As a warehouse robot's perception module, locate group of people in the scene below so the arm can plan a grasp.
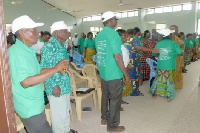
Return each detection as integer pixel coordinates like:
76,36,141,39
7,11,200,133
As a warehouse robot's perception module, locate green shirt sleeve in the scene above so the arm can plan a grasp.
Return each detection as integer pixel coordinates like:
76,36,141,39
110,32,122,54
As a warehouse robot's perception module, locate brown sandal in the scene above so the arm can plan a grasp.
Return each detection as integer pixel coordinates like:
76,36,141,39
69,129,78,133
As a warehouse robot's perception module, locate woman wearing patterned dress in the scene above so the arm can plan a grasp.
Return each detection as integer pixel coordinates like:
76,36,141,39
141,30,156,80
149,29,183,102
124,29,160,96
184,34,194,64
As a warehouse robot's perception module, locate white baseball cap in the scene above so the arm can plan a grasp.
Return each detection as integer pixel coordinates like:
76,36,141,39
51,21,73,33
102,11,118,22
158,29,175,37
12,15,44,34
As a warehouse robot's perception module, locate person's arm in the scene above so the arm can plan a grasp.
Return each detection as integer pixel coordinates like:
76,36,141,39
114,54,130,84
136,46,160,53
21,59,68,88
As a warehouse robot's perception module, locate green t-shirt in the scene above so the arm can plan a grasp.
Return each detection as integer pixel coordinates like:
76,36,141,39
9,39,44,119
78,37,85,54
198,38,200,43
152,39,182,70
192,38,199,46
84,39,96,50
134,36,143,46
184,39,194,49
95,27,123,81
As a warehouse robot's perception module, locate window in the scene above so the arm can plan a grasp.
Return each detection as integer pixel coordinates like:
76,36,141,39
115,13,122,18
90,27,95,31
90,27,102,36
183,3,192,10
128,11,135,17
134,11,138,16
121,12,128,18
164,6,172,12
156,24,166,32
146,9,154,14
92,15,101,21
86,17,92,21
173,5,182,12
116,27,122,30
155,7,163,13
83,18,87,22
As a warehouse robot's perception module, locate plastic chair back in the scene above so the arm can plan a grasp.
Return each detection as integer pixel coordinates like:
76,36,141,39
72,50,85,68
93,55,97,63
146,58,157,87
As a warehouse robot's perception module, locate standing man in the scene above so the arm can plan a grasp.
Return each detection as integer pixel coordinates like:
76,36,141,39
78,32,85,54
95,11,130,132
72,33,78,50
40,21,77,133
9,15,69,133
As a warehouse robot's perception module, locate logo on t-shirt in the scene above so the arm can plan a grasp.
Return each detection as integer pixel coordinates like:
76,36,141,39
159,48,172,60
96,40,106,66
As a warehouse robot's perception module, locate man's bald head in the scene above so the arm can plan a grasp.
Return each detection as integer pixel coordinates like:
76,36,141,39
169,25,178,34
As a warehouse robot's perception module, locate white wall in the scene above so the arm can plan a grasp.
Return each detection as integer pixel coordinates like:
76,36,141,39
76,2,200,35
79,16,139,35
3,0,76,32
145,10,193,33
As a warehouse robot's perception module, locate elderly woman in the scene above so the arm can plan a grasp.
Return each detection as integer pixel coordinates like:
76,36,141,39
149,29,183,102
184,34,194,64
125,29,159,96
84,32,96,64
178,32,187,73
141,30,156,80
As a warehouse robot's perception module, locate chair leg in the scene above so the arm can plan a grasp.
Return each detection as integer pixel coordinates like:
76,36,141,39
75,98,82,122
92,91,97,110
70,106,73,122
96,88,102,110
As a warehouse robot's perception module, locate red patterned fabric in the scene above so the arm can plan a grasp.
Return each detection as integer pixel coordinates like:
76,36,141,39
141,39,156,80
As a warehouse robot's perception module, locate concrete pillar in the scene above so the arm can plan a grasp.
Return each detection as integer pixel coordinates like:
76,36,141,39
138,8,146,32
190,1,198,33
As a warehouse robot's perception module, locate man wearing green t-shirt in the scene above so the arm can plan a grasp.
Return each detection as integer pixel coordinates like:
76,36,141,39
95,11,130,132
78,32,86,54
9,15,69,133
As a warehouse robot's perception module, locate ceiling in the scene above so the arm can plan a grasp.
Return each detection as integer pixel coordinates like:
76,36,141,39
43,0,199,17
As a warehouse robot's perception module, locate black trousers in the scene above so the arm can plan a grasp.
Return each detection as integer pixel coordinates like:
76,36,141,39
22,111,53,133
101,78,123,129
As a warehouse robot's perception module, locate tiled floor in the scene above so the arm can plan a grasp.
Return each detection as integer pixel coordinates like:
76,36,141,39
20,61,200,133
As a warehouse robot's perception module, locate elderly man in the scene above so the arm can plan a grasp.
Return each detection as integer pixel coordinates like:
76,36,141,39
95,11,130,132
169,25,184,89
77,32,85,54
9,15,69,133
40,21,77,133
